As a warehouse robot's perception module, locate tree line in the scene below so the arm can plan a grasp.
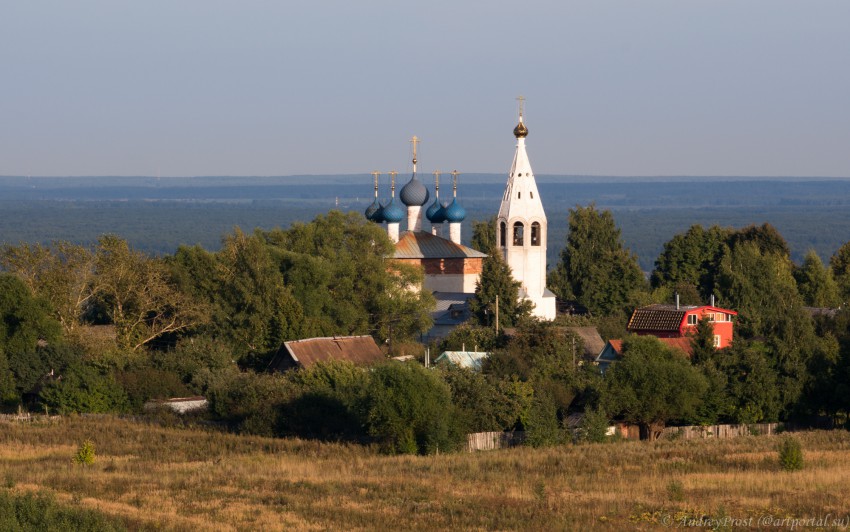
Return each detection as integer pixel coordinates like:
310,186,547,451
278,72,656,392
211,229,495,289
3,205,850,451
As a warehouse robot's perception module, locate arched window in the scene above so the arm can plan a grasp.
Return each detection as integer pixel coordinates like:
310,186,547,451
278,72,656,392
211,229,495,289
513,221,524,246
499,221,506,247
531,222,541,246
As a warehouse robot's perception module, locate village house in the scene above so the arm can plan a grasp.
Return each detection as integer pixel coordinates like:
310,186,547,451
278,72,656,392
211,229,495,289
596,299,738,371
267,335,385,372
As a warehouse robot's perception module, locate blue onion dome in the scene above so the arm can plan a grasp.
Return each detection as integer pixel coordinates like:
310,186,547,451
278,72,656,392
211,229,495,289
372,202,386,223
443,198,466,223
364,199,380,221
399,175,430,206
426,197,446,223
382,198,405,223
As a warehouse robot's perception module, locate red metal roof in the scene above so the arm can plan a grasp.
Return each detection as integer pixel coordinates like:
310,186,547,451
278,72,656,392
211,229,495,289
270,335,385,370
392,231,487,259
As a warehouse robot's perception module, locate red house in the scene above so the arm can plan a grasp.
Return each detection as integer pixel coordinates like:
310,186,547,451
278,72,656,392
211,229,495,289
627,303,738,349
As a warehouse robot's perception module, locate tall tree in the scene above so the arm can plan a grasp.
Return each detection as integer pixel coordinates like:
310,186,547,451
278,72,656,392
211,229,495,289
604,335,707,440
716,242,817,413
651,224,730,300
266,211,433,342
94,236,206,351
470,217,497,254
830,241,850,305
469,250,532,329
795,250,841,308
553,204,646,316
0,241,98,335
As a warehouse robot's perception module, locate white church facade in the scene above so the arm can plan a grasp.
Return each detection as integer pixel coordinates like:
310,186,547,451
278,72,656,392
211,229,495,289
365,101,556,323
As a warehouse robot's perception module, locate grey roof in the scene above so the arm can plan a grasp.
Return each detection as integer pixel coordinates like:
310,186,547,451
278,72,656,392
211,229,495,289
433,292,474,312
392,231,486,259
434,351,489,371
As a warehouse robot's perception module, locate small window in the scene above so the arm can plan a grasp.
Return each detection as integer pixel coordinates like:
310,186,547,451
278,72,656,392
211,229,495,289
706,313,715,322
531,222,541,246
687,314,697,325
518,191,521,199
713,335,721,348
530,191,534,199
513,222,524,246
499,221,506,247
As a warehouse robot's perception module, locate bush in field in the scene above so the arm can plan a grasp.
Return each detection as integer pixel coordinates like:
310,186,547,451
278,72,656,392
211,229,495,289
115,366,192,412
279,360,369,441
206,371,294,436
778,436,804,471
72,440,96,466
361,362,463,455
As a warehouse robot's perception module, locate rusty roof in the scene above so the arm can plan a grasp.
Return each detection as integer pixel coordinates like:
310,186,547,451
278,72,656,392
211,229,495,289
270,335,385,371
605,337,693,358
627,305,688,332
392,231,487,259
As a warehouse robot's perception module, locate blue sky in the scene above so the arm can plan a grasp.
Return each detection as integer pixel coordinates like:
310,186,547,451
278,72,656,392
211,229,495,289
2,1,849,177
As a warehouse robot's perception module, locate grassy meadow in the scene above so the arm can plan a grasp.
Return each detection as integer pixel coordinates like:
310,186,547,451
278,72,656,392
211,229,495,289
2,416,849,530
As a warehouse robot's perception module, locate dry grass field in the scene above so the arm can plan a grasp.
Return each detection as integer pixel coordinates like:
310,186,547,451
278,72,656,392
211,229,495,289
2,416,850,530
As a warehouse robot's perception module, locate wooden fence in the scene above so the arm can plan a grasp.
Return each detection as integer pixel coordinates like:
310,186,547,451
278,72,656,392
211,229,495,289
466,431,527,452
660,422,780,440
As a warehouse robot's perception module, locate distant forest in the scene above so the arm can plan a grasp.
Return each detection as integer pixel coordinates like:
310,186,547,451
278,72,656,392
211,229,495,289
2,176,850,271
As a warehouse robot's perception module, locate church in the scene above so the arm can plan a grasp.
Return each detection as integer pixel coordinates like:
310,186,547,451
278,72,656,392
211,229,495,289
365,101,556,327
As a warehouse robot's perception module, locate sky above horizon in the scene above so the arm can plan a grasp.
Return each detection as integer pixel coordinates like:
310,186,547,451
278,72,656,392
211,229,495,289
2,1,849,178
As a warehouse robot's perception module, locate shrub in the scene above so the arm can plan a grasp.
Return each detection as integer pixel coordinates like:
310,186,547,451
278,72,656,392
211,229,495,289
0,490,125,531
361,362,464,455
778,436,804,471
72,440,96,466
575,407,610,443
39,362,129,414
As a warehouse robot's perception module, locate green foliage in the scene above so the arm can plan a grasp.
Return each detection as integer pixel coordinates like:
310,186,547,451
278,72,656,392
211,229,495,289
0,241,98,335
830,241,850,305
719,341,782,424
795,250,841,308
575,407,610,444
0,274,62,358
280,360,369,441
361,362,463,455
469,249,532,329
206,370,294,436
0,491,126,531
689,316,717,366
716,242,817,413
553,204,646,316
115,365,192,412
8,343,84,400
439,322,501,353
439,365,528,432
604,336,708,440
267,211,433,342
778,436,804,471
72,439,96,466
38,362,129,415
93,235,206,351
651,224,730,299
176,229,303,360
470,217,497,254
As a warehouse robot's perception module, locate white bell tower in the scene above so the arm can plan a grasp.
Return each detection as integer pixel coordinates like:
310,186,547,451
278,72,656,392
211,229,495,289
496,97,557,320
